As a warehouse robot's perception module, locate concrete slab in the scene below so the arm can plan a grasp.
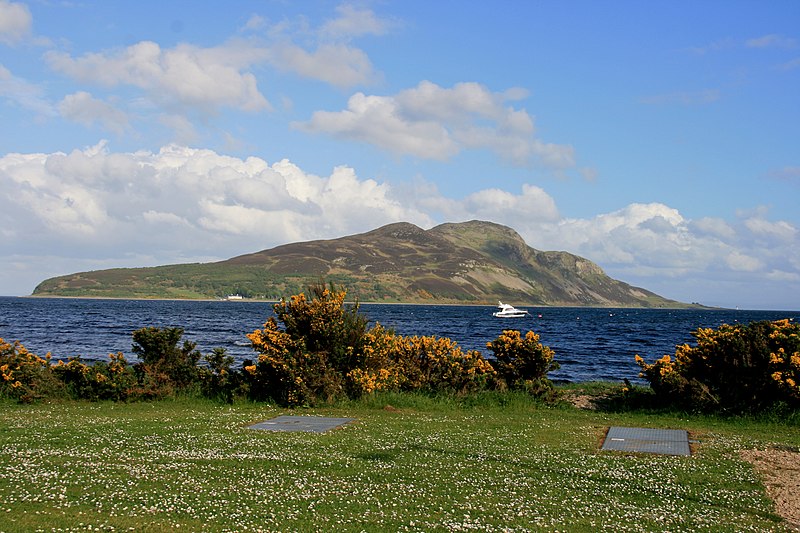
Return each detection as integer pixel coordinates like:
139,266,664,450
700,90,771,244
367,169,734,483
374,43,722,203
601,426,690,456
249,415,355,433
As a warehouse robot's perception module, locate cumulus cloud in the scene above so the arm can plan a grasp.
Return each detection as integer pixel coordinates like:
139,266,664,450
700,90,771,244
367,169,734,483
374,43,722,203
265,42,378,87
45,40,272,113
515,202,800,306
0,142,433,263
525,203,695,268
690,217,736,241
58,92,129,134
297,81,575,167
35,4,389,142
462,185,559,224
319,4,393,40
238,4,385,87
0,0,31,45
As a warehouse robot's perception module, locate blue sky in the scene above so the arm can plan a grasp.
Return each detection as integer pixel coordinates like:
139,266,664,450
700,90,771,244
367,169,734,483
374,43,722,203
1,1,798,310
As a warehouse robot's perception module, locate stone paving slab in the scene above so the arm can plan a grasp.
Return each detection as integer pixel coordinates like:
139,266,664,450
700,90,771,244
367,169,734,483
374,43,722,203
249,415,355,433
602,426,690,456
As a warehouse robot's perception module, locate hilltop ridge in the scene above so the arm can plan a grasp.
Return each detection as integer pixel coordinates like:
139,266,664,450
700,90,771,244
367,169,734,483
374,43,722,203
33,220,686,307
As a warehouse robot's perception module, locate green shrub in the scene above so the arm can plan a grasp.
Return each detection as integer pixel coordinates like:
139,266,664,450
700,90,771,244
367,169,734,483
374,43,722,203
636,319,800,413
131,327,201,397
198,347,244,403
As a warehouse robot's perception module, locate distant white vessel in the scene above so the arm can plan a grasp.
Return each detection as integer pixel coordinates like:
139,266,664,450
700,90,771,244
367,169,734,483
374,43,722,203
224,294,243,301
493,301,529,318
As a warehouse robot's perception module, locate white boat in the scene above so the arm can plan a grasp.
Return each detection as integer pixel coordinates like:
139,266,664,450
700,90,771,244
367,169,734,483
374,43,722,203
224,294,243,301
493,301,529,318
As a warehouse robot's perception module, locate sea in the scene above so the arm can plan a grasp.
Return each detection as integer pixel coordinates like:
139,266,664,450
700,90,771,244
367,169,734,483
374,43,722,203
0,296,797,383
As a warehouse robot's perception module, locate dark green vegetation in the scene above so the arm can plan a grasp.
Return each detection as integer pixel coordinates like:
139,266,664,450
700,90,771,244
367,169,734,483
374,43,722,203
1,392,797,531
33,220,688,306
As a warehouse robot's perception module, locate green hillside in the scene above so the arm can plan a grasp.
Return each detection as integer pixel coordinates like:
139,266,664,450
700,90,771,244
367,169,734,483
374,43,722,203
33,220,688,307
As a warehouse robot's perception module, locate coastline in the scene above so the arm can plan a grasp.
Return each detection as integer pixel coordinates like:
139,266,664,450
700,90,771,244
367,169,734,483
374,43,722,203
19,293,719,310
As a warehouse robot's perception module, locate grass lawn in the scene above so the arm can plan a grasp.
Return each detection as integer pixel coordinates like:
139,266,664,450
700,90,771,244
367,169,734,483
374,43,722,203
1,389,798,532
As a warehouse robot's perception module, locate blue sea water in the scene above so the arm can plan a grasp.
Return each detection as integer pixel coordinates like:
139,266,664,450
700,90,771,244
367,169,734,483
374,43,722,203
0,297,797,383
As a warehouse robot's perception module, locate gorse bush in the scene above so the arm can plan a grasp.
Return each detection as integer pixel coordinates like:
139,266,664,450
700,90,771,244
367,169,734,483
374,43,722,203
0,338,64,403
769,319,800,400
1,328,208,403
636,319,800,413
346,323,403,396
487,329,560,396
274,283,369,374
246,284,506,405
245,285,361,405
52,353,136,401
392,335,496,394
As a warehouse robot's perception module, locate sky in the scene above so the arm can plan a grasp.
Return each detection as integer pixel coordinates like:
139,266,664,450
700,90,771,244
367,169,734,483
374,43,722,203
0,1,798,310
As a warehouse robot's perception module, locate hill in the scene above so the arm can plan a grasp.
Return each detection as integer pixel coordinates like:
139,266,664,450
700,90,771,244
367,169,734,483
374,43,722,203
33,220,687,307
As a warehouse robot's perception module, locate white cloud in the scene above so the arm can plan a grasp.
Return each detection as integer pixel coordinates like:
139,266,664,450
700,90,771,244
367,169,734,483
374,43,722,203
266,42,378,87
690,217,736,241
299,91,459,159
725,251,763,272
243,14,266,32
765,270,800,282
45,40,272,113
462,185,559,224
319,4,393,40
58,91,129,134
297,81,575,167
744,216,797,241
515,202,800,306
0,143,432,265
0,0,31,45
0,63,54,116
35,5,389,142
238,4,386,87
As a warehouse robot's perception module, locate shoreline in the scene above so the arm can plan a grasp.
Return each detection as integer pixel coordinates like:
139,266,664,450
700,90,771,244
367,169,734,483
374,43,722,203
16,294,721,310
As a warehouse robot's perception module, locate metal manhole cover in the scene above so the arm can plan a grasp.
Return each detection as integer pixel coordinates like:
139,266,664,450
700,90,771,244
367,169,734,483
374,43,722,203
249,415,355,433
602,426,690,456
